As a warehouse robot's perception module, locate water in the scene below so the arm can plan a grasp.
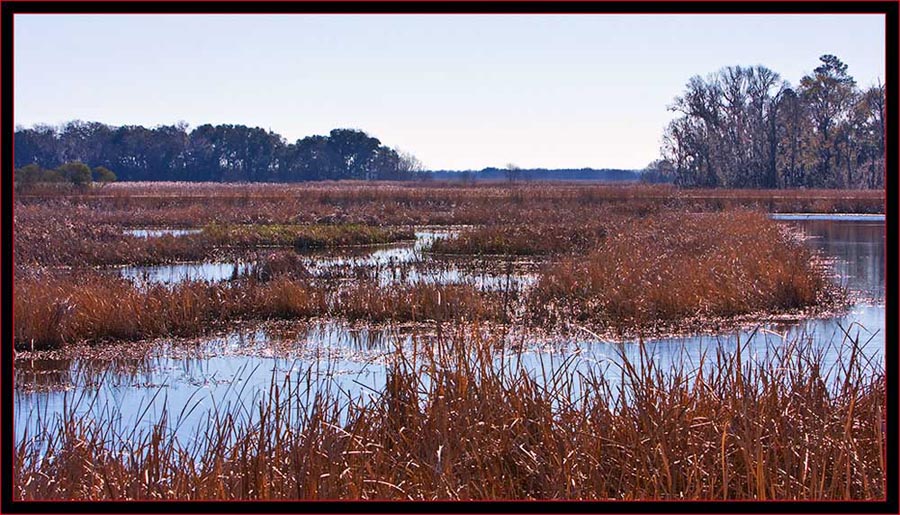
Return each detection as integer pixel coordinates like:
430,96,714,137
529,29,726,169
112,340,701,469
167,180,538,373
15,322,409,447
523,216,886,400
116,229,537,291
790,218,885,301
305,229,538,290
16,217,886,446
770,213,885,222
113,232,453,286
124,228,202,238
119,261,252,285
308,229,452,268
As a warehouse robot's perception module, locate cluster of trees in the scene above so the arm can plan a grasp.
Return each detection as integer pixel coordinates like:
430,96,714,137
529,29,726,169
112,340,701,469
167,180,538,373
14,122,424,183
660,55,884,189
15,161,116,190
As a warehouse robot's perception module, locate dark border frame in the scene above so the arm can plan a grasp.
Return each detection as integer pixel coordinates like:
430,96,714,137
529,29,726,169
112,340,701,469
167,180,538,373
1,2,896,513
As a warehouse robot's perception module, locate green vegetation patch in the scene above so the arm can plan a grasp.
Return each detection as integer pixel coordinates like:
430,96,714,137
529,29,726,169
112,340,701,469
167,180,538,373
203,223,415,250
429,223,607,256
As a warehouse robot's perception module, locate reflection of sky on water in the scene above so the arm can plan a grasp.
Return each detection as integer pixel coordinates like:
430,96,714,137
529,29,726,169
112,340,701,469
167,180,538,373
785,219,885,301
770,213,884,222
15,323,405,447
18,218,886,450
304,230,536,290
116,229,538,291
119,261,252,285
124,228,202,238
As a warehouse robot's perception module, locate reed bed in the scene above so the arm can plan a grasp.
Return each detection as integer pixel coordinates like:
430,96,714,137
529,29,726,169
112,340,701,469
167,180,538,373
14,209,210,268
15,207,844,349
13,182,884,502
14,183,882,268
20,181,884,213
429,222,608,256
13,272,506,350
202,223,414,250
14,328,884,500
530,211,840,336
15,205,413,268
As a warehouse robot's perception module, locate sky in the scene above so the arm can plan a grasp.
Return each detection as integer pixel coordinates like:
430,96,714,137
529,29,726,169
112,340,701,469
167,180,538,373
14,14,886,170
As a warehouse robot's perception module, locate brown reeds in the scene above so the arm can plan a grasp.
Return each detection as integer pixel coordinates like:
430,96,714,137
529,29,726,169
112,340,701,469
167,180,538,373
14,327,884,500
14,205,414,268
15,207,845,349
13,272,506,350
203,223,414,250
529,210,841,336
14,183,882,267
13,182,884,502
429,222,608,256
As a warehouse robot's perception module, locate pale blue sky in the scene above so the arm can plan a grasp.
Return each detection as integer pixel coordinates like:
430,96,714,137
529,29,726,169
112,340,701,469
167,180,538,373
14,14,885,170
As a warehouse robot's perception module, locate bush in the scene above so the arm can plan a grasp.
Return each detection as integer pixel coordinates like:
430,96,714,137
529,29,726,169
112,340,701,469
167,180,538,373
56,162,93,187
92,166,117,185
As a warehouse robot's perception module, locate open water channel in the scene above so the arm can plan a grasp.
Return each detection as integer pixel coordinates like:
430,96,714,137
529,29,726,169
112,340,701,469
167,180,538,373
15,216,886,447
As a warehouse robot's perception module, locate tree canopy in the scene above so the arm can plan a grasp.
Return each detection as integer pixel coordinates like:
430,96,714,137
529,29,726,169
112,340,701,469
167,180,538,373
660,55,884,189
14,123,424,183
14,160,116,192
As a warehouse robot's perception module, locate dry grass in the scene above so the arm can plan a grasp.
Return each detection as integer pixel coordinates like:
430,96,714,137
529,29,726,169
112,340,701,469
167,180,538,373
429,222,608,256
14,183,882,268
12,182,884,501
14,206,413,268
14,327,884,500
13,272,505,350
332,282,506,323
529,210,840,336
203,223,414,250
15,207,845,349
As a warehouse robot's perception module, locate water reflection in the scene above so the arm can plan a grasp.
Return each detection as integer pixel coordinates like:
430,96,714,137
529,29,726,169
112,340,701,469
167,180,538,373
783,219,884,301
14,321,417,445
119,261,252,285
116,229,537,292
18,219,886,446
770,213,884,222
115,231,453,286
124,228,202,238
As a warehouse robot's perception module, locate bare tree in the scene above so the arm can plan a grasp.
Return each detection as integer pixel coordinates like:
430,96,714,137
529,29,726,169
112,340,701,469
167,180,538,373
504,163,522,183
397,150,425,175
661,55,878,189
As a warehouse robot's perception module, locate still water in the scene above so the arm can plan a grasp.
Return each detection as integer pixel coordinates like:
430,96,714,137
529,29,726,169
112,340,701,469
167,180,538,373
124,228,203,238
16,218,886,445
116,229,537,291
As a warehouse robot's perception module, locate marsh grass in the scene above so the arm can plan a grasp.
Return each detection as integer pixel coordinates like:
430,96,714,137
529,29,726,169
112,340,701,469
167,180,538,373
203,223,415,251
14,184,882,267
429,222,608,256
530,211,841,336
13,272,506,350
14,327,884,500
13,182,884,501
15,208,844,349
14,208,414,268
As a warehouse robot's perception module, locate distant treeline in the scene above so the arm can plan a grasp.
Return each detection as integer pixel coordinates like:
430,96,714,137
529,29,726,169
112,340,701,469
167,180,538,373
428,168,641,182
14,123,424,183
15,161,117,191
13,120,646,185
657,55,884,189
